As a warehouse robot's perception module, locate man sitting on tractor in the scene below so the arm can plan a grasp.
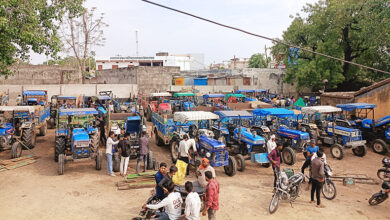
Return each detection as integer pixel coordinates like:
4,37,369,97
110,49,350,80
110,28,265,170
193,158,216,189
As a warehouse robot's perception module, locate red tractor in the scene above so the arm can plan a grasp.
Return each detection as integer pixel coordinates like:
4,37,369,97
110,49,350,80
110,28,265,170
139,92,172,121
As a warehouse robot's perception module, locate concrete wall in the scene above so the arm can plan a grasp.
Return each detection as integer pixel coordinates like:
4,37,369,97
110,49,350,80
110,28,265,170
0,84,137,105
88,67,137,84
355,83,390,120
137,66,179,94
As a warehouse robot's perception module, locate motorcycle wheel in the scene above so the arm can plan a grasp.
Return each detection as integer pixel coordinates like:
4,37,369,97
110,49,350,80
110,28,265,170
377,169,390,181
322,179,337,200
369,192,388,206
269,191,280,214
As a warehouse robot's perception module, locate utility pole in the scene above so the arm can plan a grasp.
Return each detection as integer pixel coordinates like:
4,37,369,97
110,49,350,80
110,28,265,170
135,30,139,57
264,45,269,68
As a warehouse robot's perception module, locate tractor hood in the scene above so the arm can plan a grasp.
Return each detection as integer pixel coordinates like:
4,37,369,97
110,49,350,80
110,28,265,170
234,127,265,145
199,135,225,150
0,123,13,135
183,102,195,111
277,127,310,140
125,116,141,134
72,128,90,142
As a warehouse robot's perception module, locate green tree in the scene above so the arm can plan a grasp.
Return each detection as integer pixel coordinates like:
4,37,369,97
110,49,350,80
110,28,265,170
0,0,83,76
248,53,270,68
272,0,390,92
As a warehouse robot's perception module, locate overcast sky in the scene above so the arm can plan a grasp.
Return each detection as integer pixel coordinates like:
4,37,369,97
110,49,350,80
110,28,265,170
30,0,318,66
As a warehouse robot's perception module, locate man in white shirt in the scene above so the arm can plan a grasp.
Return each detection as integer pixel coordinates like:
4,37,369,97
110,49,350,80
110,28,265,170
193,158,216,188
178,135,191,176
106,131,119,176
183,181,201,220
267,135,277,153
144,182,183,220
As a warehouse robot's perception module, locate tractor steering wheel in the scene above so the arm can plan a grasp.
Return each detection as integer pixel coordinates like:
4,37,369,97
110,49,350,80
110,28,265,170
189,124,198,138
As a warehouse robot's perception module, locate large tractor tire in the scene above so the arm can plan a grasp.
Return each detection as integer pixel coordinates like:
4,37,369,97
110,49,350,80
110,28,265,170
22,127,36,150
11,142,22,159
147,151,154,170
96,150,102,170
372,139,388,155
39,122,47,136
235,154,246,172
154,128,164,147
48,118,55,129
224,156,237,177
58,154,65,175
170,141,180,163
91,132,100,153
281,147,296,165
352,145,367,157
330,144,345,160
55,137,66,162
113,152,120,172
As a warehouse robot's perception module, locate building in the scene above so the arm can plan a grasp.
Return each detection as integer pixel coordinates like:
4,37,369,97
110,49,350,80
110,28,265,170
210,57,249,70
321,77,390,119
96,52,204,71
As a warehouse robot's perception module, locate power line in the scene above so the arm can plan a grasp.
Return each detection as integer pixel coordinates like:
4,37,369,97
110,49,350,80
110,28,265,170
141,0,390,76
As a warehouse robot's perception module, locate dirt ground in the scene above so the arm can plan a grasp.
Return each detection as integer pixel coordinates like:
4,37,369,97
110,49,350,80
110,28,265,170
1,123,390,220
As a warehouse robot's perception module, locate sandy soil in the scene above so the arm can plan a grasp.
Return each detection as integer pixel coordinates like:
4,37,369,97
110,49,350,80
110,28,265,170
0,124,390,220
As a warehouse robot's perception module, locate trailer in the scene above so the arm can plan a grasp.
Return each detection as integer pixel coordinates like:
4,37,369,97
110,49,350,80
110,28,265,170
22,90,50,136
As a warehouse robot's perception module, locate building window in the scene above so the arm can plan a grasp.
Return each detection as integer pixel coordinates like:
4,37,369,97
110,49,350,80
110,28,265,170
98,65,103,70
112,65,118,69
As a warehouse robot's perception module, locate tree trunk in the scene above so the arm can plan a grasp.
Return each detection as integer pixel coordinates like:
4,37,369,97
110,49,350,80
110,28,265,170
342,27,353,80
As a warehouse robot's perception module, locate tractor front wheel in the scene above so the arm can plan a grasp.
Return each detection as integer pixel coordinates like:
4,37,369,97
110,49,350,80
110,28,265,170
330,144,344,160
58,154,65,175
281,147,296,165
372,139,388,155
96,150,102,170
11,142,22,159
235,154,246,172
39,122,47,136
55,137,66,162
170,141,179,163
352,145,367,157
224,156,237,177
113,153,120,172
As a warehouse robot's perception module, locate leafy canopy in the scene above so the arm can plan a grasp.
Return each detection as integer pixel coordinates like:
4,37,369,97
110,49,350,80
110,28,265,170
248,53,271,68
271,0,390,92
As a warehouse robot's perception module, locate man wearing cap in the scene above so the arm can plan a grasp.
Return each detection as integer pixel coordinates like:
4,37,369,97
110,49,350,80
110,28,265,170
193,158,216,189
267,135,277,153
301,139,319,182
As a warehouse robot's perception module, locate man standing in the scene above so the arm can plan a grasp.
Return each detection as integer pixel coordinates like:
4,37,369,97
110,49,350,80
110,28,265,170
98,115,107,146
155,162,168,199
119,134,130,177
267,142,282,190
16,95,22,106
106,131,119,177
311,151,325,208
193,158,216,189
202,171,219,220
158,165,178,195
183,181,201,220
301,139,319,177
144,182,183,220
267,135,277,153
178,135,191,176
137,131,149,174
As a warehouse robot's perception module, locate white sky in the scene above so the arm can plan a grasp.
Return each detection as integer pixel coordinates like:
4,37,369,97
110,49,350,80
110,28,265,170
30,0,318,66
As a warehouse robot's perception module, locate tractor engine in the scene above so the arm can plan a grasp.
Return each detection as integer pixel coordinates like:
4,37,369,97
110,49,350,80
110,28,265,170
71,128,91,159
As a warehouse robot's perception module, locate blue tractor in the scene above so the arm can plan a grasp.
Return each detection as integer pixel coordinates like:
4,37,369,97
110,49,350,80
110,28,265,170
171,92,196,112
55,108,101,175
336,103,390,154
48,95,78,129
169,111,237,176
0,106,37,158
253,108,310,165
22,90,51,136
214,110,268,170
300,106,367,160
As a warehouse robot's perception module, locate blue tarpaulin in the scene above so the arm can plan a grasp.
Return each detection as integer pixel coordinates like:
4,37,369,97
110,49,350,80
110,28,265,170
203,94,225,99
59,108,98,116
253,108,294,117
336,103,377,111
57,96,77,100
23,91,46,96
235,90,255,94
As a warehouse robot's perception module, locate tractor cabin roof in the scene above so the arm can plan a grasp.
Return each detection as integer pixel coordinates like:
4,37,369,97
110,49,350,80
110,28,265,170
336,103,377,111
0,106,35,113
301,106,342,114
173,111,219,123
59,108,99,116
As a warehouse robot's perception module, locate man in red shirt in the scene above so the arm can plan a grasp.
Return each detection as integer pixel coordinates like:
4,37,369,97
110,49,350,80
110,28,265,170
202,171,219,220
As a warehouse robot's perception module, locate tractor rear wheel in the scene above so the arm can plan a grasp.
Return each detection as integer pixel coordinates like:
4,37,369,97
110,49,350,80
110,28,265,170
224,156,237,177
281,147,296,165
22,127,36,149
352,145,367,157
235,154,246,172
55,137,66,162
11,142,22,159
91,132,100,153
58,154,65,175
330,144,344,160
372,139,388,155
113,152,120,172
170,141,179,163
39,122,47,136
96,150,102,170
48,118,55,129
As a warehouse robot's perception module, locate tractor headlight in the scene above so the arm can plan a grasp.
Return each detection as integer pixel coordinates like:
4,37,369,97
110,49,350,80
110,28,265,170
206,152,211,158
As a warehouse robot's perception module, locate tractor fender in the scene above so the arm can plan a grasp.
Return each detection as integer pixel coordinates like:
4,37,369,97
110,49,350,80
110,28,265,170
20,122,33,129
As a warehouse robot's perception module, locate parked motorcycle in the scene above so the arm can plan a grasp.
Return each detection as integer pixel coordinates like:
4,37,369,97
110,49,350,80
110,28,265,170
134,186,206,220
322,163,337,200
369,181,390,206
377,158,390,181
269,171,304,214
